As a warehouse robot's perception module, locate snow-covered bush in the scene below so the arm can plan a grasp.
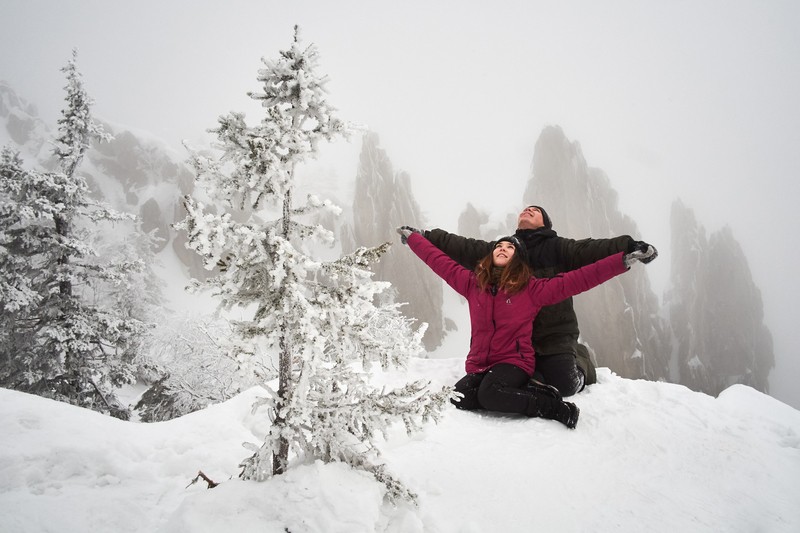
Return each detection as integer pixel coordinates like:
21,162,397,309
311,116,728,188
134,312,275,422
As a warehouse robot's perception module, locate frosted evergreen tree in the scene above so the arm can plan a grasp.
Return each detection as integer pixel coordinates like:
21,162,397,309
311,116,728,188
176,27,450,502
0,148,43,372
0,50,144,418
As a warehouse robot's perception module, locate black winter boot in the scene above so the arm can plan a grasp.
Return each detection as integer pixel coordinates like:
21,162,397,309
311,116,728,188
553,401,580,429
526,393,580,429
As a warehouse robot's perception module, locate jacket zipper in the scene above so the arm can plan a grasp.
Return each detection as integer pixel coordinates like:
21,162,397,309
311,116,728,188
487,285,497,365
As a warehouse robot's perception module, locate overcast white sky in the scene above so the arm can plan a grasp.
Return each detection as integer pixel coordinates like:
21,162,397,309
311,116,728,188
2,0,799,407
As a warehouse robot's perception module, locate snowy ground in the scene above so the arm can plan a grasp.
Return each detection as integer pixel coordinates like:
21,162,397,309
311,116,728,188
2,357,799,533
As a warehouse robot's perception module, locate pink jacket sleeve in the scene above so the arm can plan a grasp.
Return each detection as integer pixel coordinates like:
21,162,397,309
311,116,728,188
407,232,474,297
528,251,628,305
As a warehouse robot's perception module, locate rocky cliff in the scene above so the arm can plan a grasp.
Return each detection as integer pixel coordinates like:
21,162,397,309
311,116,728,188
521,125,672,380
341,132,446,350
666,200,774,394
0,81,204,278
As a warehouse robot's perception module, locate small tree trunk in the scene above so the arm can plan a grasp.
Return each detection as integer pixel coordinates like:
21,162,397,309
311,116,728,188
54,212,76,373
54,213,73,298
273,331,291,475
273,188,294,475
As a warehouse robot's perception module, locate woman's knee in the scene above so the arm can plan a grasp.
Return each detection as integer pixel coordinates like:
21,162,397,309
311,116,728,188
476,364,529,409
452,373,484,410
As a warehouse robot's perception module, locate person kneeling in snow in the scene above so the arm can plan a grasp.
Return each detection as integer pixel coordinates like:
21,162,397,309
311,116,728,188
396,226,655,429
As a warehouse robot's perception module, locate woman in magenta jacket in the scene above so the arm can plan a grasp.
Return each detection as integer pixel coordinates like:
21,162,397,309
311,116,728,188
397,226,655,428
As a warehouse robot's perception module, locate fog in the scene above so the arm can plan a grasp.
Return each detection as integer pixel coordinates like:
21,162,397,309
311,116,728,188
2,0,799,408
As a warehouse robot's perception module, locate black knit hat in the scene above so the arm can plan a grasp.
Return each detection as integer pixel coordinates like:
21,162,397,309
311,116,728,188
528,205,553,229
494,235,528,262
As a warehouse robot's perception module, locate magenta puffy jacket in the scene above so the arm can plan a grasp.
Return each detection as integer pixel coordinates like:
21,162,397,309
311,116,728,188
407,232,627,376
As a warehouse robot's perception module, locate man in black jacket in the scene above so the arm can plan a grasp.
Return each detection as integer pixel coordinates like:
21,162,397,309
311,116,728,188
419,205,657,397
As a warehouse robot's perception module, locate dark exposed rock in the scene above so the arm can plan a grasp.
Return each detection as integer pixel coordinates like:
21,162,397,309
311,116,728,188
342,132,445,350
523,125,672,381
666,200,774,395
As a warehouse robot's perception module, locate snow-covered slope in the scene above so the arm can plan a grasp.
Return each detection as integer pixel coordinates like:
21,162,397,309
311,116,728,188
2,359,798,533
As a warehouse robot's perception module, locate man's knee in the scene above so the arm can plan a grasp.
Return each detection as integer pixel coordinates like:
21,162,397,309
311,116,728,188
546,367,584,397
536,354,586,397
575,343,597,385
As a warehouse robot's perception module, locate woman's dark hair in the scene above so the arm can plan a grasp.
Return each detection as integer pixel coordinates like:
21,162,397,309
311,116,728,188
475,244,532,295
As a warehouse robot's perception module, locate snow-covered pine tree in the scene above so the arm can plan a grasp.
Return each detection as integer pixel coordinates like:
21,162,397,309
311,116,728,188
0,50,145,418
176,26,451,502
0,148,44,375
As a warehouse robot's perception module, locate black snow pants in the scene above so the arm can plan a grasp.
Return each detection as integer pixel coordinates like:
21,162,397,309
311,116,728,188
452,363,533,414
532,352,586,398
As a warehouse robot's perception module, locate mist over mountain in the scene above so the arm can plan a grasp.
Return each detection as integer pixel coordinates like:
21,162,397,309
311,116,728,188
523,126,673,381
0,83,777,400
341,132,447,350
0,81,203,279
455,125,774,397
1,83,448,350
666,199,774,395
1,83,51,161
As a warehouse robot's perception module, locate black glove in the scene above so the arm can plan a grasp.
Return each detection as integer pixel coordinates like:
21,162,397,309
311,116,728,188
396,225,422,245
624,241,658,267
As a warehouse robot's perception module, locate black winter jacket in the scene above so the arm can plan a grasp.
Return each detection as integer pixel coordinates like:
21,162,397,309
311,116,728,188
424,227,634,357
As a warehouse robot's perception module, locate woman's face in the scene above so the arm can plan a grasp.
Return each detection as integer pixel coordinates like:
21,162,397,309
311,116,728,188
493,241,516,267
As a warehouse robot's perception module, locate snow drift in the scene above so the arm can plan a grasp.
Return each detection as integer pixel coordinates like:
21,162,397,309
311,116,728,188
1,359,798,533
